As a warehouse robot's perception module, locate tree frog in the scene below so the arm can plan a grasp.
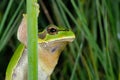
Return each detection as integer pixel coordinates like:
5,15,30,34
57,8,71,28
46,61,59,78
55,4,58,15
5,15,75,80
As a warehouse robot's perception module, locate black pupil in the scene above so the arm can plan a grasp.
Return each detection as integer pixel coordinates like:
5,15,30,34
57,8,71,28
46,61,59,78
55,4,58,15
50,28,57,33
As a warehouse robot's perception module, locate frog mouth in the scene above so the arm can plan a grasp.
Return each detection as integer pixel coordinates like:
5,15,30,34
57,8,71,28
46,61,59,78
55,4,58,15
50,36,75,42
39,35,75,44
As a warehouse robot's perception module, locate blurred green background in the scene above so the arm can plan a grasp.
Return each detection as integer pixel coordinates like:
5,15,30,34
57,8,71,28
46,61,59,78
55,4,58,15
0,0,120,80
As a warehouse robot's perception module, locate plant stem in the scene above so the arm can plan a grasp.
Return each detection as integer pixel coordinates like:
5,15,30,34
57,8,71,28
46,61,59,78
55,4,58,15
27,0,39,80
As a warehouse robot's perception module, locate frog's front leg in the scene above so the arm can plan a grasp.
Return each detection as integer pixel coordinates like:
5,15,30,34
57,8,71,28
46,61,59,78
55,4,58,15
12,49,28,80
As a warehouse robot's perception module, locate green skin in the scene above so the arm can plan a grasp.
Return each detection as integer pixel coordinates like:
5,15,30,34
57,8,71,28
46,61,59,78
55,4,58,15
5,25,75,80
6,44,25,80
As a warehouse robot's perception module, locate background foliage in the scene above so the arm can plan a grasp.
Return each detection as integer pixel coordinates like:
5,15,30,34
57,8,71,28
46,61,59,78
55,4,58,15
0,0,120,80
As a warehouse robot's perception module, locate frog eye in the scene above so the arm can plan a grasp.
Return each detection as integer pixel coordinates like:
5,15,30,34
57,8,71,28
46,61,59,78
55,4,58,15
47,27,58,35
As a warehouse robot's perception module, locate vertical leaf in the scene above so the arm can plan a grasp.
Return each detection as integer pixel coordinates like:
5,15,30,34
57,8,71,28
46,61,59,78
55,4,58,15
27,0,39,80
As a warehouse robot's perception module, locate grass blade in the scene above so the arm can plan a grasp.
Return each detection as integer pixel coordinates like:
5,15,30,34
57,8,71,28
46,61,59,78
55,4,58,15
27,0,39,80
